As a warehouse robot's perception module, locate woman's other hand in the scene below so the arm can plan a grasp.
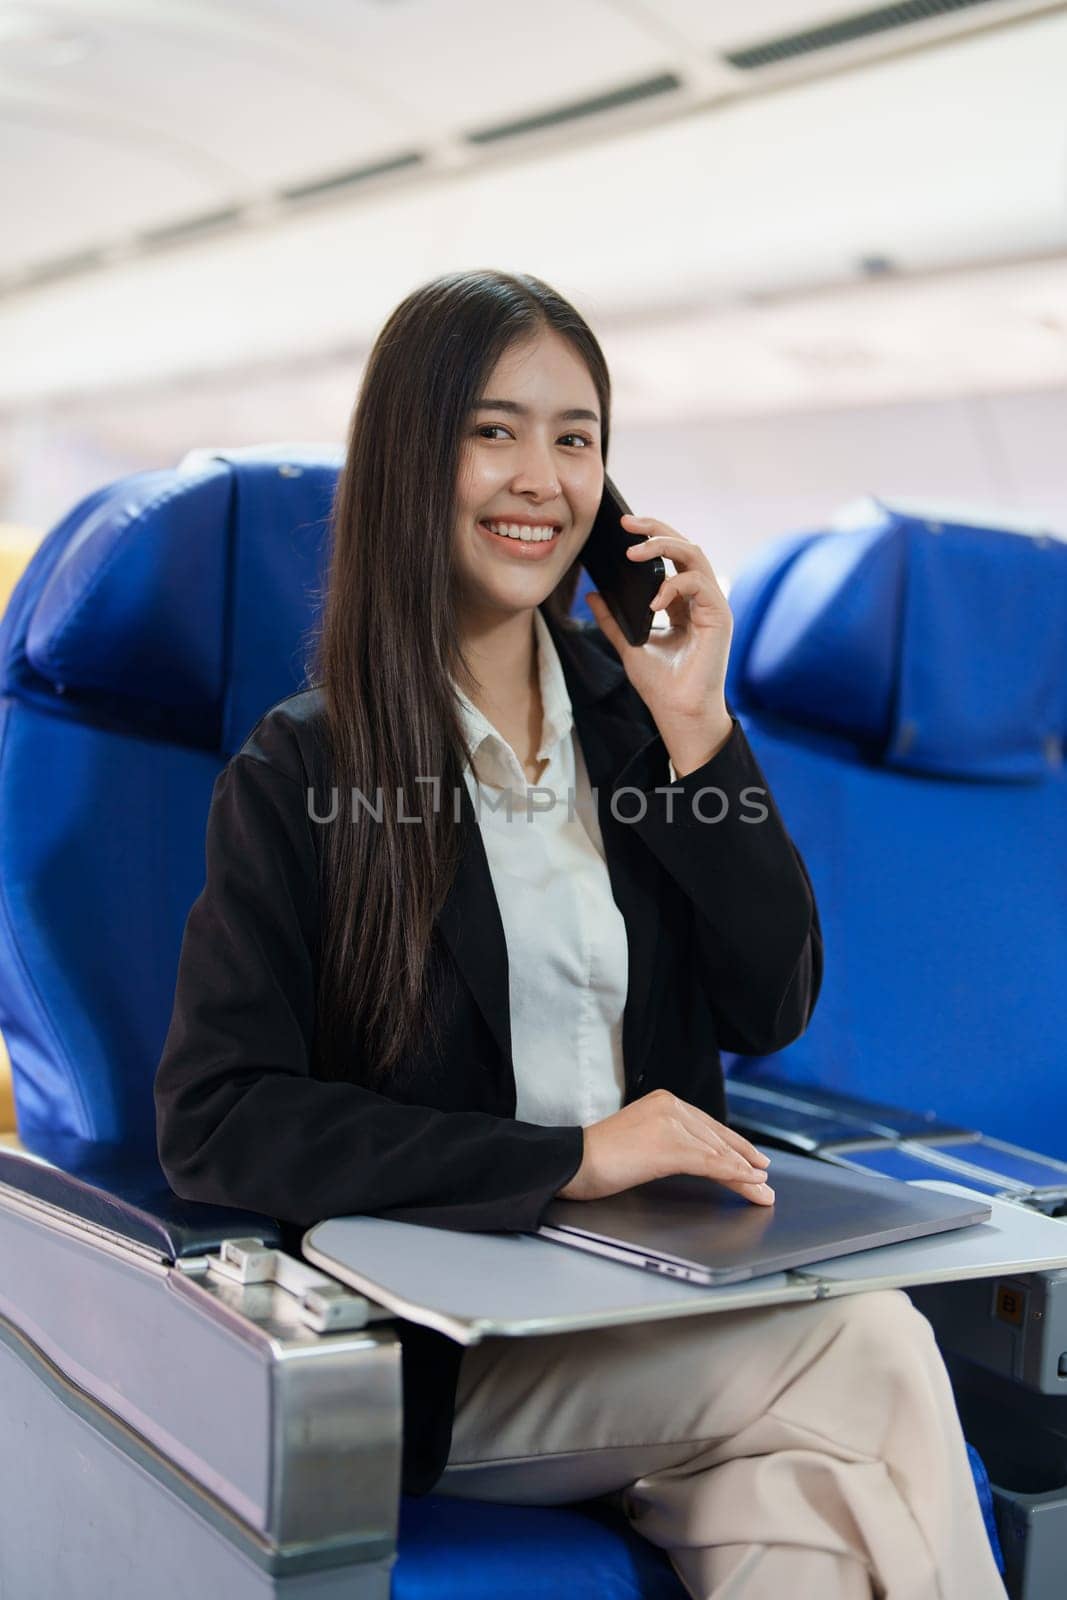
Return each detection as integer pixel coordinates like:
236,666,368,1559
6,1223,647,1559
555,1089,774,1206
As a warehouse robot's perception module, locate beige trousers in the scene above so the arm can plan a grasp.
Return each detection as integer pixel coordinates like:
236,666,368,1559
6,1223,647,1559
435,1288,1008,1600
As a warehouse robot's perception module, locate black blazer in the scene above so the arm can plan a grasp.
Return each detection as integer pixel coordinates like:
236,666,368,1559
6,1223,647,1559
154,604,822,1494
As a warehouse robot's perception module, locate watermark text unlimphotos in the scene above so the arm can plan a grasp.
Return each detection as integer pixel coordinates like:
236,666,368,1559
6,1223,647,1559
306,780,769,826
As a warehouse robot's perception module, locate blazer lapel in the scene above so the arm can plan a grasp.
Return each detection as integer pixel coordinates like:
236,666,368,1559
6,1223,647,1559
436,607,668,1104
435,792,513,1070
562,633,668,1095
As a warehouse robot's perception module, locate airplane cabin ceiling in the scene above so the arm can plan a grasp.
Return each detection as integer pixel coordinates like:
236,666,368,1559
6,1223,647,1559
1,0,1065,406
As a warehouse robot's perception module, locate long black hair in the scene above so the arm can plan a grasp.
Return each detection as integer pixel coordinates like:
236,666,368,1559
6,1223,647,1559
308,269,612,1088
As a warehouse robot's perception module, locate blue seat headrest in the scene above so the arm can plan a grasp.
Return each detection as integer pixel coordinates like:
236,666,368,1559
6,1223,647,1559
3,444,342,755
729,499,1067,782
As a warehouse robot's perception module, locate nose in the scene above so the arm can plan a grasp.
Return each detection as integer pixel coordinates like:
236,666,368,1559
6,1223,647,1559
510,436,561,503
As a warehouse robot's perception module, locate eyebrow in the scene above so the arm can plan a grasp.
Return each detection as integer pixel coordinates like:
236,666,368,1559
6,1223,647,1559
473,398,601,426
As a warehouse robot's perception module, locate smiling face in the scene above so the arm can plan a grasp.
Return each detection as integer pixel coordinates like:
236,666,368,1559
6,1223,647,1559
452,326,604,624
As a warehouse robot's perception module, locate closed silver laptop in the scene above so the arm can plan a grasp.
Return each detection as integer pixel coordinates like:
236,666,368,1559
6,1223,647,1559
536,1148,990,1286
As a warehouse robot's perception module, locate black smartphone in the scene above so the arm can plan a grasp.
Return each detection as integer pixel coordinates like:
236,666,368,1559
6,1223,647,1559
580,472,666,647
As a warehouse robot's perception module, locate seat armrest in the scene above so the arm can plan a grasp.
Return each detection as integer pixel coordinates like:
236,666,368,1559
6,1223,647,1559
727,1073,969,1151
0,1137,281,1260
727,1074,1067,1206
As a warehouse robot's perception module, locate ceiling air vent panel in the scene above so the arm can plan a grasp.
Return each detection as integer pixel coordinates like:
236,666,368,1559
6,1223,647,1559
465,73,682,147
725,0,1004,71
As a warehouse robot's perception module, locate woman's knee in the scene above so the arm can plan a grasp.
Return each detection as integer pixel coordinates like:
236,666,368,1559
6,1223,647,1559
765,1291,952,1459
832,1287,933,1339
826,1289,941,1384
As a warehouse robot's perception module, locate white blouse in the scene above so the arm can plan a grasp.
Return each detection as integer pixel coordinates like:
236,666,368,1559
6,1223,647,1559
451,608,634,1129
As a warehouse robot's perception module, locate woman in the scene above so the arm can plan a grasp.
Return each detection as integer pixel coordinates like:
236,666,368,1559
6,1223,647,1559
154,269,1006,1599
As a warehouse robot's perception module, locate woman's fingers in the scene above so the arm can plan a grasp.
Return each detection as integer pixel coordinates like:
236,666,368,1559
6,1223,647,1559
720,1177,777,1206
714,1123,771,1167
647,570,700,610
683,1125,775,1204
706,1148,764,1183
621,520,702,558
675,1118,775,1206
690,1128,763,1180
623,526,731,617
672,1098,770,1172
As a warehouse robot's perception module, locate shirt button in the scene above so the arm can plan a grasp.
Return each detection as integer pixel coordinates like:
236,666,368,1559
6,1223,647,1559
635,1071,646,1087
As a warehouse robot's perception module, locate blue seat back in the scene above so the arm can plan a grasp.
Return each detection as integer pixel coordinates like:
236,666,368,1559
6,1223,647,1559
0,446,340,1153
0,448,603,1158
724,500,1067,1156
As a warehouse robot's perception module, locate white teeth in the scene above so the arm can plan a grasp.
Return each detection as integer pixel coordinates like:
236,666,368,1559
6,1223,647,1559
484,520,559,543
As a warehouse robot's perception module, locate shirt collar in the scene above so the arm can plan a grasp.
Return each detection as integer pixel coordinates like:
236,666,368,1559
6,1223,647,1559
452,606,574,788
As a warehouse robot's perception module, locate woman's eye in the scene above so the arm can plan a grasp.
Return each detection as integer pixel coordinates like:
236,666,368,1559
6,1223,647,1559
474,425,592,448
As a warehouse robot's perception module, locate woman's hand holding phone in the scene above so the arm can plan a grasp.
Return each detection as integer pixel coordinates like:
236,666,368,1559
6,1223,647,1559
587,514,734,768
555,1089,774,1207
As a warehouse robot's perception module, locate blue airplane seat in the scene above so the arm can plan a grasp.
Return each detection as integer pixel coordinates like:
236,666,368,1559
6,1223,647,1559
721,498,1067,1159
0,445,686,1598
394,1494,687,1600
0,446,342,1152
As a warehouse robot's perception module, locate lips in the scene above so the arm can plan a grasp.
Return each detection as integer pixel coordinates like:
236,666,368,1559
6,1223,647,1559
479,519,561,541
476,518,563,558
481,519,562,535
